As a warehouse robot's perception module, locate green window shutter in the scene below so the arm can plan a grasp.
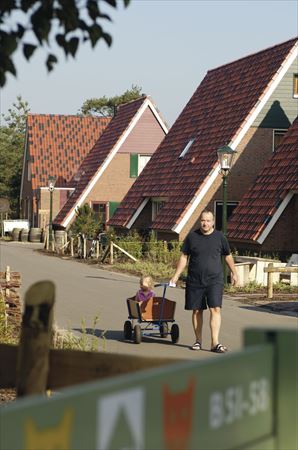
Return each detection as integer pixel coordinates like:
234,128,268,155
109,201,120,218
130,153,138,178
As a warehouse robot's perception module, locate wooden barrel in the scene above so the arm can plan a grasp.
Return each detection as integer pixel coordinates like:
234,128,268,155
20,228,29,242
11,228,22,241
55,230,66,251
29,227,42,243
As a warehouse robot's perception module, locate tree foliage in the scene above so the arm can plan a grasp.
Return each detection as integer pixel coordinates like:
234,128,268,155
80,84,143,116
70,204,100,237
0,96,30,217
0,0,131,87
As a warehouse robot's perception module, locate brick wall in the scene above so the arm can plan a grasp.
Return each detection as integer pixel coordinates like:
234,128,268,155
84,154,135,204
179,127,274,240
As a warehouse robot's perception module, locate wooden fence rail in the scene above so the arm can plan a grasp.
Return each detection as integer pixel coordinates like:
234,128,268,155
264,263,298,298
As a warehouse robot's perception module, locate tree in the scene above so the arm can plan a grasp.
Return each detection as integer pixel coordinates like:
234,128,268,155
70,204,100,237
0,0,131,87
80,84,143,116
0,96,30,217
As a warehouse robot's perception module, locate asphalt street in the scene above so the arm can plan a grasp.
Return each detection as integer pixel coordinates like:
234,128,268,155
0,240,296,361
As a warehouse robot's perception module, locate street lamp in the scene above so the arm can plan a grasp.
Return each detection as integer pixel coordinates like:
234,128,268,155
217,145,237,283
48,176,56,250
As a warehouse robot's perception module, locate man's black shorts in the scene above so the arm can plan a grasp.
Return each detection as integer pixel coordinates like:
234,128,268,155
185,284,223,310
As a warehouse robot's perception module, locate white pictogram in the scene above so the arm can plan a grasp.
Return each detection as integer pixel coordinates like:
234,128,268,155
97,387,144,450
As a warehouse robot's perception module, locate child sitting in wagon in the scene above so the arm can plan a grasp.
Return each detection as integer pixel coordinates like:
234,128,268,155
135,275,155,303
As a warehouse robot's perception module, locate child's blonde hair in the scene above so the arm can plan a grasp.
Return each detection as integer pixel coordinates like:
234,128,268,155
140,275,154,290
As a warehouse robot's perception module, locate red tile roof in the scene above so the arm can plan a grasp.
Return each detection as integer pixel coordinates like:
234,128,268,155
26,114,111,191
228,117,298,242
109,37,297,231
54,96,159,227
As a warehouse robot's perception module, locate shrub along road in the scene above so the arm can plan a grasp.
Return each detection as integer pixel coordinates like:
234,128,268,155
0,240,296,360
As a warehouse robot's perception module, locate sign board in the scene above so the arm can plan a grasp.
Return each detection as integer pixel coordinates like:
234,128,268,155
2,220,30,234
0,345,274,450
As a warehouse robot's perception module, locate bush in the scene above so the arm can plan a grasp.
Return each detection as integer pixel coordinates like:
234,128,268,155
114,231,143,260
70,204,101,238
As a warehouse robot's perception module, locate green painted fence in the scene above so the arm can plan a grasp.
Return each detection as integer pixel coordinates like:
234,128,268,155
0,328,297,450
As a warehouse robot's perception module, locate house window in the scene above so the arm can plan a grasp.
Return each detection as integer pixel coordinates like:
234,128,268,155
273,129,287,152
130,154,151,178
214,201,239,231
179,138,195,159
293,74,298,98
152,198,166,220
92,202,107,230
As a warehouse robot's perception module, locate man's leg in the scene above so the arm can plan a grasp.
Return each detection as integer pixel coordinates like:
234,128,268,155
192,309,203,344
209,307,221,348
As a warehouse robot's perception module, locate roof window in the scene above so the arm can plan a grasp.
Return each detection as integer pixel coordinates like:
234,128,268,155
179,138,195,158
273,129,287,152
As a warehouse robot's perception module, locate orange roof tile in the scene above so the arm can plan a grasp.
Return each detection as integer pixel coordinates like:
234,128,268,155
26,114,111,191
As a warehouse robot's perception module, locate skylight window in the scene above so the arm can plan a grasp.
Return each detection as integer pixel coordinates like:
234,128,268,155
179,138,195,158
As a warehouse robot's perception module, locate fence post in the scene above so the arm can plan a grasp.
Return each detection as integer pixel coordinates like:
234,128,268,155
5,266,10,298
16,281,55,397
46,228,49,251
70,237,74,257
267,263,273,299
83,238,87,259
110,241,114,264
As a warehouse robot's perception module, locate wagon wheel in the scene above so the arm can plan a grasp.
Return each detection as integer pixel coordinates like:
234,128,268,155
159,322,168,338
124,320,132,340
134,324,142,344
171,323,179,344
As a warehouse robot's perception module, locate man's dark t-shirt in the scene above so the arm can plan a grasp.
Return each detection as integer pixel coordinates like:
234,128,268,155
182,229,230,287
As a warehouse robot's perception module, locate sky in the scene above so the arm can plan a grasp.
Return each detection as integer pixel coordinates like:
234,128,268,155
0,0,297,127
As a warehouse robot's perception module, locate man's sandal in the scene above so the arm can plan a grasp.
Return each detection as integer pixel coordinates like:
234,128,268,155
191,341,202,350
211,344,228,353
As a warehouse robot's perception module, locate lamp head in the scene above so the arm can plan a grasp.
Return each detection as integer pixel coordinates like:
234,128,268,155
217,145,237,174
48,176,56,192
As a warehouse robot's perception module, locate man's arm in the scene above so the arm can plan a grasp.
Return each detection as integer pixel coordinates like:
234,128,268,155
170,253,188,285
225,254,238,285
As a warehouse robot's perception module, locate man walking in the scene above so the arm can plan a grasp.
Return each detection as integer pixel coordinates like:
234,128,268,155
170,210,238,353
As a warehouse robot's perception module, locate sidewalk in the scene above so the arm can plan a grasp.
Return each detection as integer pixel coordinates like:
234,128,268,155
225,292,298,317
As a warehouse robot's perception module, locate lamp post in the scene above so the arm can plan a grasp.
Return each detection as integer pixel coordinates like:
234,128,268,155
48,176,56,250
217,145,237,284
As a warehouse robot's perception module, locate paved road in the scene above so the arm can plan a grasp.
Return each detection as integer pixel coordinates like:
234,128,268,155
0,241,296,361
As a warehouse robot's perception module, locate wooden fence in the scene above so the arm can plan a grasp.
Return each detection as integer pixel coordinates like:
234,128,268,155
0,280,297,449
264,263,298,298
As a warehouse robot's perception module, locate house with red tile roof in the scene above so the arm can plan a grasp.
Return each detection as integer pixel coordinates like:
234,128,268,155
53,96,168,230
109,38,298,242
228,117,298,256
20,114,111,228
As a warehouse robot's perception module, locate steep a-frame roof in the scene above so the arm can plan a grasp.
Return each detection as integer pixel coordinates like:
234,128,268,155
54,96,168,228
109,37,298,232
228,117,298,244
22,114,111,192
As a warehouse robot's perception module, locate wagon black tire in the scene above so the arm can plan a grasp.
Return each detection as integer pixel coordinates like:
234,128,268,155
171,323,179,344
159,322,168,338
124,320,132,340
134,324,142,344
